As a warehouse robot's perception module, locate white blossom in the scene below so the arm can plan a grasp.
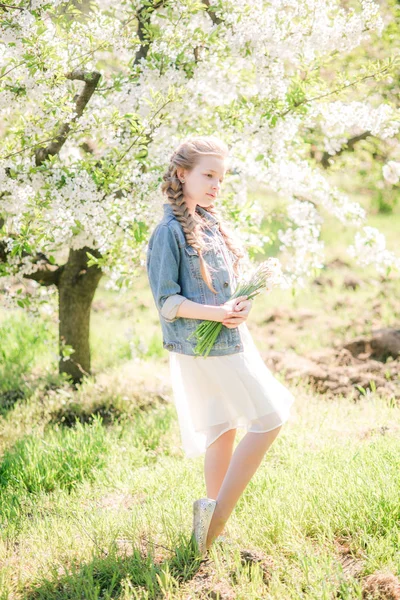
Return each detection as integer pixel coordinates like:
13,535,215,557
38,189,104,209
0,0,397,311
347,226,400,273
382,161,400,185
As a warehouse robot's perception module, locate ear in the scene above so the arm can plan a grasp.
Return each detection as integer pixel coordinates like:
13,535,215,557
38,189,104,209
176,168,186,181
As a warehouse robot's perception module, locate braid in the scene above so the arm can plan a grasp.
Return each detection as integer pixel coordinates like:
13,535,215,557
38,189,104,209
161,136,245,294
162,164,218,294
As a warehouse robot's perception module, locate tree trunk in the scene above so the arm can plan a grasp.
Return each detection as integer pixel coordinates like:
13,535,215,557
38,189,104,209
58,247,103,385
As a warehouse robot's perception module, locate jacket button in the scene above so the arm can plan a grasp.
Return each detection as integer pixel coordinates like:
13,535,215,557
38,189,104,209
223,281,229,287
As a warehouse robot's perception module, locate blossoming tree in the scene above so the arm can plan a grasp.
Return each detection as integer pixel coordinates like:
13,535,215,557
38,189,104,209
1,0,399,383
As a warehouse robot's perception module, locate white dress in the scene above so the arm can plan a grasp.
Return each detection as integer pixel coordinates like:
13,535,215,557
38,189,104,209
167,318,295,459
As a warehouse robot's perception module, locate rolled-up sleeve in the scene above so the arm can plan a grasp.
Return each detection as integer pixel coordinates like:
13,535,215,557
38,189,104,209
146,224,187,323
161,294,187,320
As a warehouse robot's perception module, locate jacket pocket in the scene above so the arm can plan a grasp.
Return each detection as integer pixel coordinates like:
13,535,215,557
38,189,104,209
184,244,217,281
185,245,204,280
184,245,198,256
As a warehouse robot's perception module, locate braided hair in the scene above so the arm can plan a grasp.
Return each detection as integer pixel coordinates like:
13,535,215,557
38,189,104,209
161,135,245,294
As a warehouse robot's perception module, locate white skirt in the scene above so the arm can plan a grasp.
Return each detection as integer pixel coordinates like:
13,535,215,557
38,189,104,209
169,322,295,459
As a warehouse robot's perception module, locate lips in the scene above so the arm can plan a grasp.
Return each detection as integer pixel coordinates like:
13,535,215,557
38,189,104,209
207,193,215,198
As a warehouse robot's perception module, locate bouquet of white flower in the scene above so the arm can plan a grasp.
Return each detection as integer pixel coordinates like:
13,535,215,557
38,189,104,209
187,258,284,358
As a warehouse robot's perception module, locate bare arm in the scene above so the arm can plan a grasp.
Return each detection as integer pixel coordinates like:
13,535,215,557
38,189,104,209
176,298,225,321
176,295,249,322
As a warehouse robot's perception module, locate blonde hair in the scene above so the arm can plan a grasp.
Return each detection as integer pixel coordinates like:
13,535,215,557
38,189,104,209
161,135,245,294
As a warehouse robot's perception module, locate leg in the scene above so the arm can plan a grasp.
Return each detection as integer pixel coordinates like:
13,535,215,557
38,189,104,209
206,425,283,548
204,428,237,499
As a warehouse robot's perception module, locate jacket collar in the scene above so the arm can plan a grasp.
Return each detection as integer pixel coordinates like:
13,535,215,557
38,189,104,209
163,203,219,227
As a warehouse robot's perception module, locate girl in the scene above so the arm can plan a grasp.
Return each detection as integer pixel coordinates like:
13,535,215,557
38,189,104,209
146,136,295,555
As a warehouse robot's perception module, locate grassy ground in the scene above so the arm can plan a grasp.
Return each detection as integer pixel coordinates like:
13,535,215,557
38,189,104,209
0,193,399,598
0,367,398,598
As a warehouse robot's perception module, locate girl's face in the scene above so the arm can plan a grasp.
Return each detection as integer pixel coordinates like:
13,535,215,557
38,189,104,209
178,155,227,212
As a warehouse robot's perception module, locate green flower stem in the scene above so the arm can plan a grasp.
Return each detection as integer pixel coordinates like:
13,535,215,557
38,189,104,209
186,262,277,357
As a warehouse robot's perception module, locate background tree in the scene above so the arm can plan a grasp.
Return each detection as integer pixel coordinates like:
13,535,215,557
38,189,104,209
306,0,400,214
0,0,399,384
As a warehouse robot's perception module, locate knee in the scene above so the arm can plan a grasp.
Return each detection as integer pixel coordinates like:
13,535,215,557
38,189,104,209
206,427,236,450
250,424,282,437
270,424,283,437
255,424,282,442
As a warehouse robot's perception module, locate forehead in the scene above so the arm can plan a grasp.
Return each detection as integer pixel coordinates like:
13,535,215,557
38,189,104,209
195,154,227,174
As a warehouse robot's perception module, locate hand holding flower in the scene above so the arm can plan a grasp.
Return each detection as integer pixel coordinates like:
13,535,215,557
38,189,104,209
188,258,284,357
222,297,253,328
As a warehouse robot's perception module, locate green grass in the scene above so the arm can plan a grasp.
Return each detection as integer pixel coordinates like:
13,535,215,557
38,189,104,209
0,185,399,597
0,382,398,598
0,416,108,495
0,313,55,396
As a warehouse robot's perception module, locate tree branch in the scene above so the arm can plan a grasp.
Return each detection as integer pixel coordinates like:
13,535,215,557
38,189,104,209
318,131,372,168
0,2,24,9
1,211,62,285
134,0,167,65
0,61,25,81
202,0,223,26
22,255,64,286
279,64,392,118
35,69,101,166
0,235,64,285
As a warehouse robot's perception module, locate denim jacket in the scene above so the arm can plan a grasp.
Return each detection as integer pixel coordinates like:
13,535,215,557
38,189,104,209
146,203,244,356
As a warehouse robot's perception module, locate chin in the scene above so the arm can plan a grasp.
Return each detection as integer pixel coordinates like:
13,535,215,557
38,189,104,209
199,198,214,207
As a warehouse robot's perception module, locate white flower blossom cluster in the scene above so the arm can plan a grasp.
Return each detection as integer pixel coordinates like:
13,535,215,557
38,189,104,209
0,0,397,309
265,157,367,232
262,257,287,291
382,161,400,185
347,226,400,274
278,200,325,287
218,0,383,62
287,199,324,228
306,102,400,154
